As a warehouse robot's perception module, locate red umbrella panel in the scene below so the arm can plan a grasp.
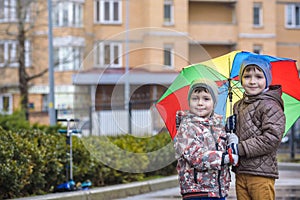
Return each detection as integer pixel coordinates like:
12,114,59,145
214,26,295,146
156,63,243,139
156,51,300,139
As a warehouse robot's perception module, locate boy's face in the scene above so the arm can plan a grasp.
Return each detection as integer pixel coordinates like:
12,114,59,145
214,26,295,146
189,89,214,118
241,65,266,96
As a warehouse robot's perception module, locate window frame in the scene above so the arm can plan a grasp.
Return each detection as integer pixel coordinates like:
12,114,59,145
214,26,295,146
163,0,174,26
94,0,122,24
52,1,83,27
0,40,31,67
285,4,300,29
163,44,174,68
0,93,13,115
42,94,49,112
94,42,122,68
0,0,32,23
0,0,17,22
253,2,263,28
53,46,84,71
253,45,263,54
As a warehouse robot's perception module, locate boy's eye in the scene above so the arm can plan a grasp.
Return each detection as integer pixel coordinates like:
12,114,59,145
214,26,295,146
204,97,211,101
256,75,264,79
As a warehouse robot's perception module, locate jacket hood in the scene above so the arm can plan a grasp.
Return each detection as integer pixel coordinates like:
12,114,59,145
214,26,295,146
243,85,284,111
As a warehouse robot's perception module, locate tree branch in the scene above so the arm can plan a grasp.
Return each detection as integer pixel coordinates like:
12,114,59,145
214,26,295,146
26,68,48,82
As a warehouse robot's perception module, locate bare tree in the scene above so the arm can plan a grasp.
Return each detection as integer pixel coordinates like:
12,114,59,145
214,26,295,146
0,0,84,121
0,0,49,120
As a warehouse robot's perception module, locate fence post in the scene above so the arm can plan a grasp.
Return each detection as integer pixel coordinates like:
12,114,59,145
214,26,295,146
128,101,132,134
89,106,93,135
290,124,295,160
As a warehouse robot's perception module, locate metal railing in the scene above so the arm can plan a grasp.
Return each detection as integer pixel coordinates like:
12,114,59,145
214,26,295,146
56,100,165,137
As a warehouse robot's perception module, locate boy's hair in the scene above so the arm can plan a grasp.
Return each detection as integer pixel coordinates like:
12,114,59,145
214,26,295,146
193,87,210,94
243,65,262,73
188,78,218,108
239,54,272,88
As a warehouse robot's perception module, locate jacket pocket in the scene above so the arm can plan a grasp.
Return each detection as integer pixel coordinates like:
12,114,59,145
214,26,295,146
195,171,217,191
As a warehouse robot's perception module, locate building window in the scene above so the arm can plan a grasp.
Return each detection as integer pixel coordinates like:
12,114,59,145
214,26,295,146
0,40,31,67
164,0,174,25
0,94,12,114
94,0,122,24
95,42,122,68
42,94,48,112
0,0,16,22
54,46,83,71
164,44,174,68
253,45,262,54
0,0,32,23
0,44,3,64
285,4,300,28
253,3,262,27
53,1,83,27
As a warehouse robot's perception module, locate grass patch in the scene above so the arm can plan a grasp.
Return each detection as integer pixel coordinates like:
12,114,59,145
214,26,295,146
277,152,300,163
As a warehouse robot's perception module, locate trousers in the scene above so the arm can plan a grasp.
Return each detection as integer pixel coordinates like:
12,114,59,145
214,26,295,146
235,173,275,200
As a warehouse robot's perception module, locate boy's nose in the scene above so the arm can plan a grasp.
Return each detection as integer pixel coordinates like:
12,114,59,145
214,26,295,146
249,77,256,84
197,99,203,105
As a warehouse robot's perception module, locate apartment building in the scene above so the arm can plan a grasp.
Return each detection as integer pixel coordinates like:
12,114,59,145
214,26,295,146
0,0,299,129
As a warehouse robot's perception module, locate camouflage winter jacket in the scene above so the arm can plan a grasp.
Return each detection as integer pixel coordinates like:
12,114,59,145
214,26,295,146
174,111,231,198
233,85,286,179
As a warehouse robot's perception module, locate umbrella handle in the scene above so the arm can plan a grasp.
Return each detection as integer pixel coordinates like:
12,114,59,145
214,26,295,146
228,78,233,116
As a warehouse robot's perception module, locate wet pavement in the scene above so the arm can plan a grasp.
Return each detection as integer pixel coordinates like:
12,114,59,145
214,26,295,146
118,170,300,200
13,163,300,200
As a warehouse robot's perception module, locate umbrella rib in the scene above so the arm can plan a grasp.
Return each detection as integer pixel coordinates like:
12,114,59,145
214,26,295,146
231,82,244,99
205,65,228,80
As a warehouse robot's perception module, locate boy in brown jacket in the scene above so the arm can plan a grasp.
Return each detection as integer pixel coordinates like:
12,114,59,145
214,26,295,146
226,54,286,200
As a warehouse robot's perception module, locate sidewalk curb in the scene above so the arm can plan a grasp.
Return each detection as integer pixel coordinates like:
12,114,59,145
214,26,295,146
278,162,300,171
14,176,179,200
13,162,300,200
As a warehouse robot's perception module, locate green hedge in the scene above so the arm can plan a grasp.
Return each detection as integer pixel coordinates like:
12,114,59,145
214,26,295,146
0,112,176,199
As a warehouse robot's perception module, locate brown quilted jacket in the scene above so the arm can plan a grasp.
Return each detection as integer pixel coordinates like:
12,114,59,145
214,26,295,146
232,85,285,179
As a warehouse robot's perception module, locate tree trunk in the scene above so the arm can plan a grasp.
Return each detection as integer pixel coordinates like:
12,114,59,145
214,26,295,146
17,0,29,120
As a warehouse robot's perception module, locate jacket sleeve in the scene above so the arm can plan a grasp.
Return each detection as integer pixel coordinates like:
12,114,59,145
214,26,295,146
174,123,224,171
240,101,285,158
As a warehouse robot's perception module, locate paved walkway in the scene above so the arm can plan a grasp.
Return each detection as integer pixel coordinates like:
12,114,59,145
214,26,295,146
117,163,300,200
14,162,300,200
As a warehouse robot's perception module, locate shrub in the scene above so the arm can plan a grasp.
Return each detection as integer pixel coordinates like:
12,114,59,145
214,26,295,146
0,112,176,198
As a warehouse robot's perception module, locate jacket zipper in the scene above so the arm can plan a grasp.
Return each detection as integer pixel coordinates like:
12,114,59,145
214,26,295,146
218,170,222,197
210,126,222,197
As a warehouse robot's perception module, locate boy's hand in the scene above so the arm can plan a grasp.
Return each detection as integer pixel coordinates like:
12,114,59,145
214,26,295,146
228,143,239,155
223,143,239,166
222,153,239,166
228,133,239,144
225,114,237,133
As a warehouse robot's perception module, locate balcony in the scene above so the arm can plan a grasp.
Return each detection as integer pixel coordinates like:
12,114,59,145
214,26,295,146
189,22,237,45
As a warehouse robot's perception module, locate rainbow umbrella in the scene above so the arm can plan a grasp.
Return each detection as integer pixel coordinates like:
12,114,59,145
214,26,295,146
156,51,300,139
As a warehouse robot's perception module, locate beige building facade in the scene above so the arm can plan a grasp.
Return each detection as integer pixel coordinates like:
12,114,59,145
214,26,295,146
0,0,299,125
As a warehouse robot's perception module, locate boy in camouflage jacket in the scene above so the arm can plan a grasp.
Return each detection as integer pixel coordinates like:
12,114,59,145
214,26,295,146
174,78,238,200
